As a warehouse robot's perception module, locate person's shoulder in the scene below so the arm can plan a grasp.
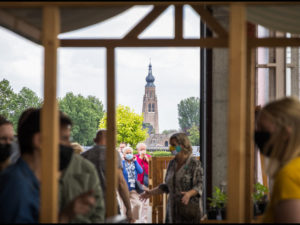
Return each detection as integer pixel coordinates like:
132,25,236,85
72,153,97,171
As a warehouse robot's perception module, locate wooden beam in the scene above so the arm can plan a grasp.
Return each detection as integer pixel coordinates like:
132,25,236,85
244,22,256,223
40,5,60,223
249,37,300,47
1,2,299,7
175,5,183,40
123,5,168,39
227,3,246,223
0,2,232,7
105,47,118,218
60,38,228,48
0,9,41,43
190,5,228,38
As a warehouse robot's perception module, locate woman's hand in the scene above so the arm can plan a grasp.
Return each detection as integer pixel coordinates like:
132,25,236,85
181,191,191,205
139,190,151,202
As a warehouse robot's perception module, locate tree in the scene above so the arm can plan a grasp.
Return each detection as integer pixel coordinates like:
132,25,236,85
99,105,148,148
0,79,16,120
187,124,200,146
177,97,200,133
10,87,42,130
0,79,42,130
162,129,178,135
59,92,105,146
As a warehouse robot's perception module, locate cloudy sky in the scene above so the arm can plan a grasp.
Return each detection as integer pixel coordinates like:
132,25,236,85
0,5,200,133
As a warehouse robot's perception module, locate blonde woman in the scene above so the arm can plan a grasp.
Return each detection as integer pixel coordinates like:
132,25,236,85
255,97,300,223
140,133,203,223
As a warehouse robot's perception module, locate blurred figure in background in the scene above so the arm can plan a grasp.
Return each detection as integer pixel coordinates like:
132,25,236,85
135,142,151,223
122,146,143,222
0,115,14,172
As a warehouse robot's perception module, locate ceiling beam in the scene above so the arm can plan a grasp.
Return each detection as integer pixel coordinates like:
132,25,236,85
123,5,168,39
0,9,41,43
60,38,228,48
249,37,300,47
190,4,228,38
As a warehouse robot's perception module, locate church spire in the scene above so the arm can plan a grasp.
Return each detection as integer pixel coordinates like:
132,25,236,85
146,61,155,87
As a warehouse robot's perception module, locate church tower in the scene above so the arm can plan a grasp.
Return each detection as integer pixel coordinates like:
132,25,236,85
142,62,159,134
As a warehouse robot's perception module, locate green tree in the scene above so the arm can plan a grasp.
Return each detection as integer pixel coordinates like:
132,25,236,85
187,124,200,146
177,97,200,133
10,87,42,130
162,129,177,135
99,105,148,148
59,92,105,146
0,79,16,120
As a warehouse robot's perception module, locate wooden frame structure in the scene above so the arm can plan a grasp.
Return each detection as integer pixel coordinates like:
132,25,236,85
1,1,300,223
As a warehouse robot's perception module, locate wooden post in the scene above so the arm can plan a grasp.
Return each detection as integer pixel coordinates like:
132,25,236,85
40,6,60,223
227,3,247,223
105,47,118,217
245,22,256,222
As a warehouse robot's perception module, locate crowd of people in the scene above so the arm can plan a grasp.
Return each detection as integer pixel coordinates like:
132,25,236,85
3,96,299,223
0,107,204,223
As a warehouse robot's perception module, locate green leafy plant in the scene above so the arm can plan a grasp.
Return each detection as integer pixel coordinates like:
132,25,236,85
207,186,227,209
252,182,268,203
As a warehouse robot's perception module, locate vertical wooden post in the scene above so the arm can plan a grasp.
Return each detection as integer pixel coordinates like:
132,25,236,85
175,5,183,40
245,22,256,222
40,5,60,223
106,47,118,217
227,3,247,223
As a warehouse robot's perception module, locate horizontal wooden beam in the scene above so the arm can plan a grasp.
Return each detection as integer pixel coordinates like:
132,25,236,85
190,5,228,38
249,37,300,47
60,38,228,48
1,2,298,7
123,5,168,39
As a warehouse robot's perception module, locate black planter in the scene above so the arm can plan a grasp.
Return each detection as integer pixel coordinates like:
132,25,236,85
254,201,268,217
207,208,226,220
207,208,218,219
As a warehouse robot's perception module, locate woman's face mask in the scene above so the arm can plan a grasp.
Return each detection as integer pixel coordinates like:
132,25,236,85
254,131,273,157
175,145,181,153
125,153,133,161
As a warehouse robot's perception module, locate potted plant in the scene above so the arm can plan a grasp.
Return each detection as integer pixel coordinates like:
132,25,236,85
207,186,227,220
252,182,269,216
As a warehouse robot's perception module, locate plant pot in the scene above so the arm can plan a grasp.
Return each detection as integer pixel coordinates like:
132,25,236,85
258,202,267,214
207,208,218,219
220,208,226,220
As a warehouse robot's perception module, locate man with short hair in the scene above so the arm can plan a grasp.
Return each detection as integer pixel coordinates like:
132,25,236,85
58,111,105,223
82,130,134,222
118,142,127,159
0,108,98,223
0,115,14,171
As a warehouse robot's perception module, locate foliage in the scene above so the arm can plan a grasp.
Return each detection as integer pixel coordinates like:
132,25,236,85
59,92,105,146
187,124,200,146
0,79,42,130
207,186,227,209
177,97,200,133
252,182,269,203
99,105,148,148
162,129,177,135
149,151,171,157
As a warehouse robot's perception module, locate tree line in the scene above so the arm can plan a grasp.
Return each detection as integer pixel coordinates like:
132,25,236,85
0,79,200,146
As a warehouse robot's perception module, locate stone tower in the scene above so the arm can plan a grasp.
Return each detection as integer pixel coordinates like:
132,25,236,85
142,63,159,134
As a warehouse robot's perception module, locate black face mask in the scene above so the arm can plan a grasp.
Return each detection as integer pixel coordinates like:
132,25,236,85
0,143,11,163
59,144,73,171
254,131,273,157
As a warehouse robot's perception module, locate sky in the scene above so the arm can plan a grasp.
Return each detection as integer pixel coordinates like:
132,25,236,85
0,5,200,133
